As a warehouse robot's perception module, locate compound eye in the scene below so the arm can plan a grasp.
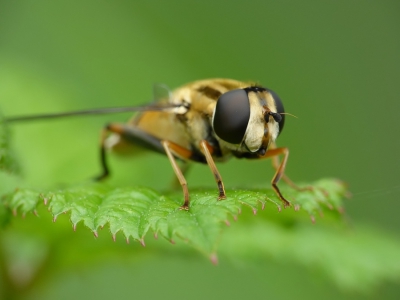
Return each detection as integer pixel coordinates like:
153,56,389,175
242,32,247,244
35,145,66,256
268,89,285,134
213,89,250,144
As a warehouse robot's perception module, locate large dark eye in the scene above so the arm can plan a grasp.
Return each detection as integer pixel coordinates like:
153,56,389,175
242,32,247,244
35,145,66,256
268,89,285,135
213,89,250,144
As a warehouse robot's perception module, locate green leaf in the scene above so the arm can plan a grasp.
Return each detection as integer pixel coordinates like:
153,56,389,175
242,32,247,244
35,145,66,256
2,180,346,256
2,181,400,293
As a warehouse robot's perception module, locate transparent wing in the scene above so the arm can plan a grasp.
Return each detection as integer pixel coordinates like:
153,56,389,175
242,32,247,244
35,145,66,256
152,83,172,103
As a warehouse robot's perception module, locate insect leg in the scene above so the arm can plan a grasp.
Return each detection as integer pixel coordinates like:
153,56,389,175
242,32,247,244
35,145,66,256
271,154,314,193
95,123,125,180
170,161,191,189
199,140,226,200
259,147,291,208
94,123,170,180
161,140,193,210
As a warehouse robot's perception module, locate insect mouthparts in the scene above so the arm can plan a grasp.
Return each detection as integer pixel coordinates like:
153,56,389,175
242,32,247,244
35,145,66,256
257,147,267,156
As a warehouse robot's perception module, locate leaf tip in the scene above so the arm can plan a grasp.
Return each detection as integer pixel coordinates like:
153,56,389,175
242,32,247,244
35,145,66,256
140,239,146,247
93,231,99,238
321,187,329,197
210,253,218,265
112,234,116,242
325,202,334,210
310,215,316,223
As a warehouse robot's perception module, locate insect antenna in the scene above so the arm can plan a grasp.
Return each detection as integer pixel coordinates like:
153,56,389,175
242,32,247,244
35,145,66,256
279,112,298,118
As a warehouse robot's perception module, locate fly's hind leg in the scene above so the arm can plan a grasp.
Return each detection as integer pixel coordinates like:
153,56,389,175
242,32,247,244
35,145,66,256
94,123,124,181
94,123,168,181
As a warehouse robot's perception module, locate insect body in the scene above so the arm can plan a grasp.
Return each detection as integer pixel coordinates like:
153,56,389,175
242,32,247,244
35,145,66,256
6,78,293,210
97,79,290,210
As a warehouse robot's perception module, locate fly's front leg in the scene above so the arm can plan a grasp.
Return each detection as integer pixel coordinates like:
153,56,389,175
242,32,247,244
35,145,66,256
259,147,291,208
271,153,314,193
199,140,226,200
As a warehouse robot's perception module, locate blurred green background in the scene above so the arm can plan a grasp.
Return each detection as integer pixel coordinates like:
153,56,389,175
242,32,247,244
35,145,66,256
0,0,399,299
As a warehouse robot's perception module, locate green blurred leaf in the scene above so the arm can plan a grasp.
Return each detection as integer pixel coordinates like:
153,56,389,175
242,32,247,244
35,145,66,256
0,112,19,174
220,219,400,292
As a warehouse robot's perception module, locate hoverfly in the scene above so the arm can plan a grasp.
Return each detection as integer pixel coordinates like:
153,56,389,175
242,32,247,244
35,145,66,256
6,78,294,210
